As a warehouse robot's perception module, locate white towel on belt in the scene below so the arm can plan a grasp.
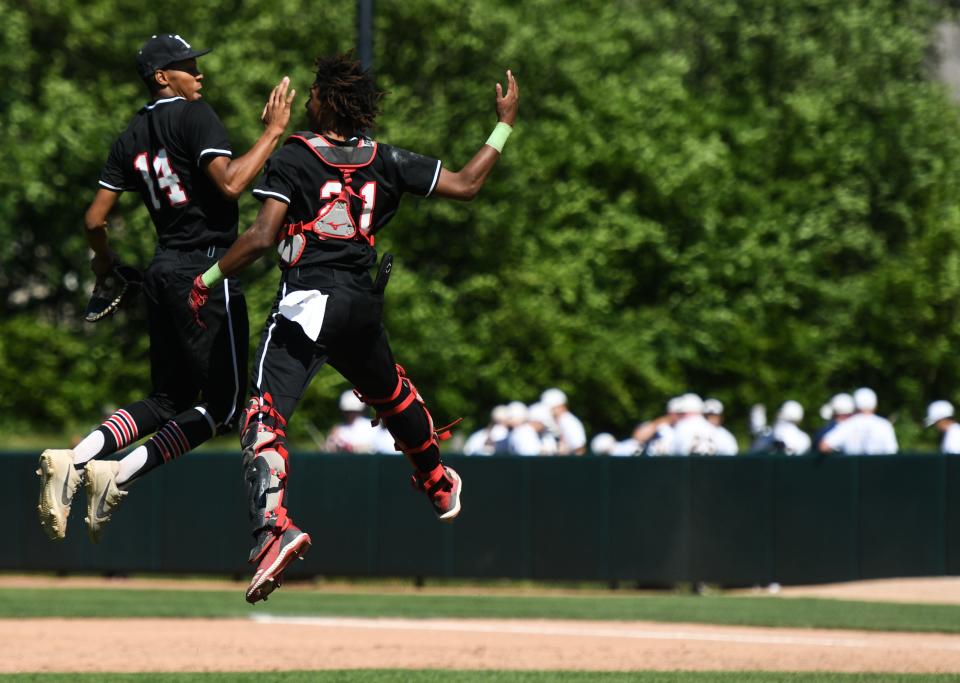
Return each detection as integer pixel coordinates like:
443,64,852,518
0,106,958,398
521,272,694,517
278,289,328,342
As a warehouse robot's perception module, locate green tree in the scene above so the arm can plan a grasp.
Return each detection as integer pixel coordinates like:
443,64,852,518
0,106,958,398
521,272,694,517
3,0,960,450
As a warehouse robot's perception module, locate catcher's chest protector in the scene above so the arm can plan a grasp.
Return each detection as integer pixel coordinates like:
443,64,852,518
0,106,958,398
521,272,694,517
277,133,378,267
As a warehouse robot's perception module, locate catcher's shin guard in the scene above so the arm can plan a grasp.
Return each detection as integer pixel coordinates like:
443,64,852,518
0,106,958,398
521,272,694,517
356,364,461,470
241,393,293,563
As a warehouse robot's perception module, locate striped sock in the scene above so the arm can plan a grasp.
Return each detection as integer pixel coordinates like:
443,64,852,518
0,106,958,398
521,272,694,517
151,420,191,463
74,403,159,466
116,407,216,487
102,409,140,450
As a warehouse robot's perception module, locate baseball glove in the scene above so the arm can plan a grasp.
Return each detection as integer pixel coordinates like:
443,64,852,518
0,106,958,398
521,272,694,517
84,263,144,323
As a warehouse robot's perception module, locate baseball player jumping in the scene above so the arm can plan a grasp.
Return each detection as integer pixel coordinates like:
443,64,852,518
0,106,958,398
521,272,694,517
37,34,295,543
189,52,519,602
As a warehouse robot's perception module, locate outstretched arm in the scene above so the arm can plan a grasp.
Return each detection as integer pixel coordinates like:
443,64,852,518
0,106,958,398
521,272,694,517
187,198,288,328
216,198,289,278
433,70,519,201
203,78,296,201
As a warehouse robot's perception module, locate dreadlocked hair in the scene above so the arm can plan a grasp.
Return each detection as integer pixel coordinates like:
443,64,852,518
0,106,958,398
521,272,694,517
312,53,385,138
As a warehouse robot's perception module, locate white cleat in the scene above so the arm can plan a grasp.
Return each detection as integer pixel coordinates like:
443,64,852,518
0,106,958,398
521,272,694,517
37,449,83,541
83,460,128,544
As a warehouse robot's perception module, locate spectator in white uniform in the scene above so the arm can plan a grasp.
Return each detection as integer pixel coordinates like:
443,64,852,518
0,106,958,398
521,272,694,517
530,402,559,454
820,388,898,454
772,400,812,455
371,423,399,454
326,390,376,453
703,398,738,455
632,396,682,456
541,388,587,455
488,404,511,452
817,392,853,441
590,432,618,455
611,430,645,456
671,393,720,455
508,402,554,456
604,426,643,456
463,404,511,456
925,400,960,454
812,397,840,445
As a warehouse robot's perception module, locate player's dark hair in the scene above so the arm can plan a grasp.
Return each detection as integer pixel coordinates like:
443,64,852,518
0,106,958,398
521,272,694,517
312,52,385,137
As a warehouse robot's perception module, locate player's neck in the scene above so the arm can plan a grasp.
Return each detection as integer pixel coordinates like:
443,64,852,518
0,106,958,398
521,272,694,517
322,130,347,142
152,86,182,102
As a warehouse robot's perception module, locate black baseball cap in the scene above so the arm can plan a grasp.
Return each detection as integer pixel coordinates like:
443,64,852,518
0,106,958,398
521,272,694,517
136,34,211,79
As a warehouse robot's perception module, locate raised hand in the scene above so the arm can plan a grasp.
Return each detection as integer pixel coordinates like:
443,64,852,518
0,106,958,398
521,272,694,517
495,70,519,126
261,76,296,134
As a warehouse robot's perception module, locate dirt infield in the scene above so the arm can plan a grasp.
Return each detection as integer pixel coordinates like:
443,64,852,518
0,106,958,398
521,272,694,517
3,616,960,673
4,576,960,673
773,577,960,605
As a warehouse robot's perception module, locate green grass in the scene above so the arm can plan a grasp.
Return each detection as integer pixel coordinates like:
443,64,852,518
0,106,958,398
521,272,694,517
3,673,959,683
4,586,960,633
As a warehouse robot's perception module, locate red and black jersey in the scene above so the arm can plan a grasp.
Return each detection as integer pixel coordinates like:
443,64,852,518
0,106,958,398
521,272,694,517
252,132,441,270
99,96,237,250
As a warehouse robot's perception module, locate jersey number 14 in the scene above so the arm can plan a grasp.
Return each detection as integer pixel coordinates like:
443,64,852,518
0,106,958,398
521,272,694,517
133,149,188,209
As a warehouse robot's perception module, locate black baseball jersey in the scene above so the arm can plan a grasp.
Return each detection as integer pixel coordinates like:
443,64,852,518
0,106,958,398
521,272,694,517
99,96,238,249
252,133,441,270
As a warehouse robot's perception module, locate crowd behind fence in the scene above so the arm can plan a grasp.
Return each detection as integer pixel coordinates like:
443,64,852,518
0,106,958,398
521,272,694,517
316,386,960,457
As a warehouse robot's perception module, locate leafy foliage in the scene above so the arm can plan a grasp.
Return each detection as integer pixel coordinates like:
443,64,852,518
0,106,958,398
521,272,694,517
2,0,960,448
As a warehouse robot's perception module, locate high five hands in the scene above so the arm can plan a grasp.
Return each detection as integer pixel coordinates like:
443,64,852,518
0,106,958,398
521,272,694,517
261,76,296,133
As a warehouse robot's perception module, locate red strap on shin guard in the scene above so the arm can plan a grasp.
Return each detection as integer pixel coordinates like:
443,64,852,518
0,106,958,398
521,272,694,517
355,363,463,456
242,392,288,434
404,434,438,456
376,391,417,419
435,418,463,441
357,368,405,405
413,463,447,491
273,506,291,533
401,417,464,456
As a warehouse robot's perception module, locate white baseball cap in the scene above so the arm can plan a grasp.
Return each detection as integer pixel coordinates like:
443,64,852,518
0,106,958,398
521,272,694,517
925,400,954,427
339,389,365,413
540,388,568,408
777,400,804,423
491,404,509,423
666,396,683,414
854,387,877,411
590,432,617,454
527,402,553,426
703,398,724,416
677,393,704,415
506,400,528,425
831,393,855,416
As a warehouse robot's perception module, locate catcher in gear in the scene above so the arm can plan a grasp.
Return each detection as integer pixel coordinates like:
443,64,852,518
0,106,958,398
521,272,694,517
37,34,295,544
189,52,519,603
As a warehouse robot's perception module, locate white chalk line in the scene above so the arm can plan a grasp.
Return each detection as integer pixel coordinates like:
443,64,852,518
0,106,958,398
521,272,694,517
250,615,960,653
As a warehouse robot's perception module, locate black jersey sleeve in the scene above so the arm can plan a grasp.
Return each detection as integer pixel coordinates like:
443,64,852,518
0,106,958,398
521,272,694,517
181,101,233,166
98,137,133,192
252,148,297,205
382,144,442,197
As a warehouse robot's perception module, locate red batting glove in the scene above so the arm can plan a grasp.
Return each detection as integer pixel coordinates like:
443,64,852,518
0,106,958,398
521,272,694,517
188,275,210,330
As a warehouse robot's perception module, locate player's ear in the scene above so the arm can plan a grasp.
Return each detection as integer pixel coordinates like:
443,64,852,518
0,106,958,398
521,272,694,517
154,69,169,88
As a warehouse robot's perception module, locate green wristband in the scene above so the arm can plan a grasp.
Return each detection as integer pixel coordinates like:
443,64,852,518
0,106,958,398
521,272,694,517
201,262,223,287
485,122,513,153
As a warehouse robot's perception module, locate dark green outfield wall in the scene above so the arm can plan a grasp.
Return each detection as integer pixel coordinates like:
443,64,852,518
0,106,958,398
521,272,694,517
6,452,958,585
